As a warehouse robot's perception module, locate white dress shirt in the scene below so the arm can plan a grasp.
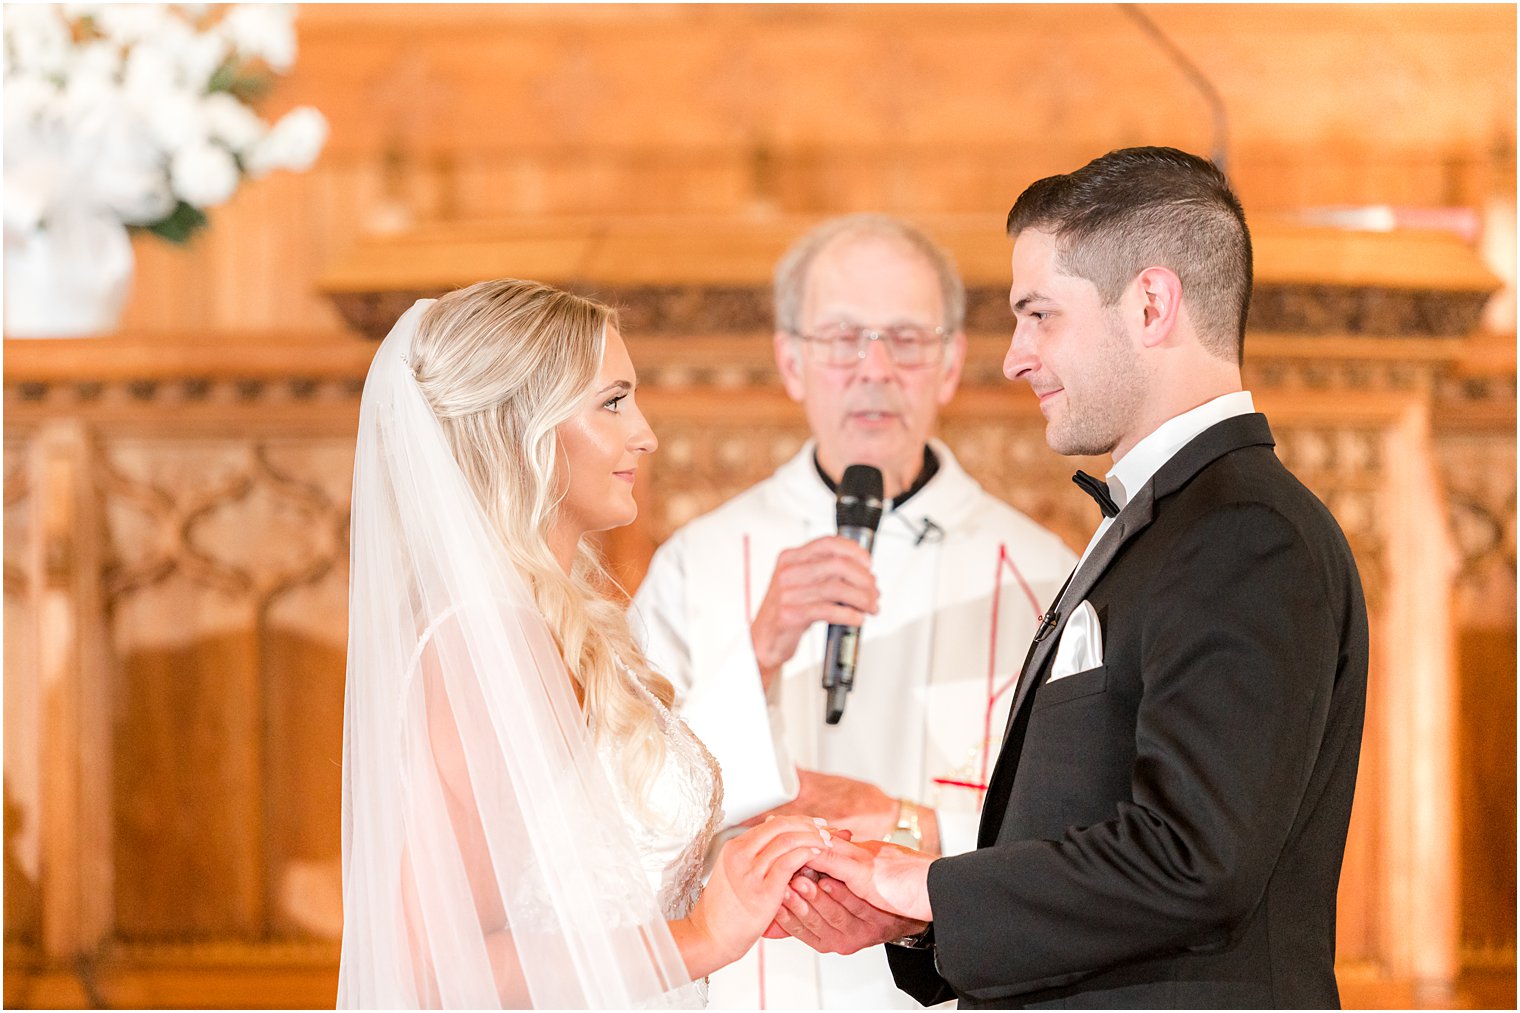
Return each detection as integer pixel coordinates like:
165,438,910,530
1074,390,1257,570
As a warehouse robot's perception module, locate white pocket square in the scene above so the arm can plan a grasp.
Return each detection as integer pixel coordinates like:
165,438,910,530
1049,600,1103,682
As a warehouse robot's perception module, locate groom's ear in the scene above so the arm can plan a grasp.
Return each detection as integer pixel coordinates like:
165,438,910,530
1130,266,1183,349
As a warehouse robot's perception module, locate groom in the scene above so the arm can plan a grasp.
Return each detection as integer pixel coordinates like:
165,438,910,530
776,147,1369,1008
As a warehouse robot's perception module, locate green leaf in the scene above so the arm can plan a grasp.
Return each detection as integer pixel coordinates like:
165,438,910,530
139,202,210,245
226,72,274,104
207,60,237,94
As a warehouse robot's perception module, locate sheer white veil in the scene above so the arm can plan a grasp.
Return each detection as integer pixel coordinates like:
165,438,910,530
338,300,694,1008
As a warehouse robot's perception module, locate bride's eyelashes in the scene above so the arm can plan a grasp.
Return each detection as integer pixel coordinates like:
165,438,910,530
603,392,628,412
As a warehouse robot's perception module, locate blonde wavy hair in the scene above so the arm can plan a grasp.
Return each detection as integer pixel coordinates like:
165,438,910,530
410,278,676,820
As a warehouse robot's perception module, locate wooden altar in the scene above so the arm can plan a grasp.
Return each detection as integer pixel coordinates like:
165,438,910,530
4,219,1512,1008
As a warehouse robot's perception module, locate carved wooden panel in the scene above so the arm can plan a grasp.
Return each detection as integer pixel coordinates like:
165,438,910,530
1437,421,1518,972
99,438,351,944
2,321,1511,1006
1442,430,1518,625
4,442,41,949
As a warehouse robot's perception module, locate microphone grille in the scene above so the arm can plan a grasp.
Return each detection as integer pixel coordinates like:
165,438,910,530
836,464,885,530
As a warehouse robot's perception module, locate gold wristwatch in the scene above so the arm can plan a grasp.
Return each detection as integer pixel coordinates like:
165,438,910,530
884,798,923,850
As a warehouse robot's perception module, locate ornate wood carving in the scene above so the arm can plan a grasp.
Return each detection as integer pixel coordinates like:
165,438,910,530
1432,341,1518,973
320,217,1501,340
95,439,351,944
332,281,1497,342
3,310,1511,1004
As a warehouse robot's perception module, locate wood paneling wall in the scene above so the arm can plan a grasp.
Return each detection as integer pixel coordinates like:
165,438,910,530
113,4,1515,336
4,4,1515,1006
3,325,1514,1008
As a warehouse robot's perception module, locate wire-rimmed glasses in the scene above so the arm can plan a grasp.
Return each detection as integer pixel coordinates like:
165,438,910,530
793,325,950,368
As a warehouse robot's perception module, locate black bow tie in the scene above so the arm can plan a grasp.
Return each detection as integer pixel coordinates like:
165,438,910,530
1073,470,1120,519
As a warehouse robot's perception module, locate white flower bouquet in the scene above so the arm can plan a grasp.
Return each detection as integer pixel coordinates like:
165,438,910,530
4,2,329,245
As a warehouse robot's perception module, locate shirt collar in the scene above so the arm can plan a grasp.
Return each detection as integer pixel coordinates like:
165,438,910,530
813,445,941,510
1106,391,1256,509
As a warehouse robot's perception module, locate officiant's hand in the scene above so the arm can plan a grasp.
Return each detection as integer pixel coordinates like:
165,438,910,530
767,871,928,954
750,535,879,690
744,769,900,841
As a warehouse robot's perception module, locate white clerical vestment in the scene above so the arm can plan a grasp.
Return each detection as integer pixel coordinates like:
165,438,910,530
632,440,1076,1009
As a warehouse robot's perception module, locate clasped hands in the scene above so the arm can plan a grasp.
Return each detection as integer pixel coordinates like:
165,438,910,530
767,827,933,954
694,815,933,973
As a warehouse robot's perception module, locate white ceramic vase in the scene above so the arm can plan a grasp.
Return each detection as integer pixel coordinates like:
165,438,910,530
4,210,134,338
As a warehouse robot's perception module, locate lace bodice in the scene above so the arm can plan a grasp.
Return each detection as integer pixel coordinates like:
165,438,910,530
597,665,726,922
588,666,724,1009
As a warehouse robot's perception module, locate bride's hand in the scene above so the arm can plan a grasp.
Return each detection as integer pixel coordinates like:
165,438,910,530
675,816,835,977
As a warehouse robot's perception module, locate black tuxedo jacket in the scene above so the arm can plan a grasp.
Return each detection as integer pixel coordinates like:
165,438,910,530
888,413,1368,1009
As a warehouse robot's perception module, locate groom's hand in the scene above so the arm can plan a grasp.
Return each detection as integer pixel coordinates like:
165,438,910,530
768,873,927,954
799,836,935,923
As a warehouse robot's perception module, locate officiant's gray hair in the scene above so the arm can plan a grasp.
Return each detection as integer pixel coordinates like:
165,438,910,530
773,213,966,335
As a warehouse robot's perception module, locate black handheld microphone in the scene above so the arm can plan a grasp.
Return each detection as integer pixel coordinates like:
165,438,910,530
822,464,885,725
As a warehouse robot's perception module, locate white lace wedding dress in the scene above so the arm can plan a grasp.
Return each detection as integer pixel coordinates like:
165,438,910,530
594,664,726,1008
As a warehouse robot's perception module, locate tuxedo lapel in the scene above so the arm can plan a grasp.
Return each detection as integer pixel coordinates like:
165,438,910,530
977,413,1278,844
974,493,1156,848
1002,413,1275,734
1003,487,1157,725
1010,567,1076,685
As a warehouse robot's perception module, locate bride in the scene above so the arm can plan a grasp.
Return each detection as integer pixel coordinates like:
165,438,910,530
338,280,832,1008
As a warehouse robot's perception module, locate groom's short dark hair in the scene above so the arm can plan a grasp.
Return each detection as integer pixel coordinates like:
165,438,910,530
1006,146,1252,364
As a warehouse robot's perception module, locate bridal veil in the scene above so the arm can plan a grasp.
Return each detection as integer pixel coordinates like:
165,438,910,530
338,301,694,1008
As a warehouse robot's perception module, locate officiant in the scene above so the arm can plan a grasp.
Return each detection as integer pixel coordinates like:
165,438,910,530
631,213,1075,1008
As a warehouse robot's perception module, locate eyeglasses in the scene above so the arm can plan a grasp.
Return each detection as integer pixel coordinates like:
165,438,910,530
793,325,950,368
